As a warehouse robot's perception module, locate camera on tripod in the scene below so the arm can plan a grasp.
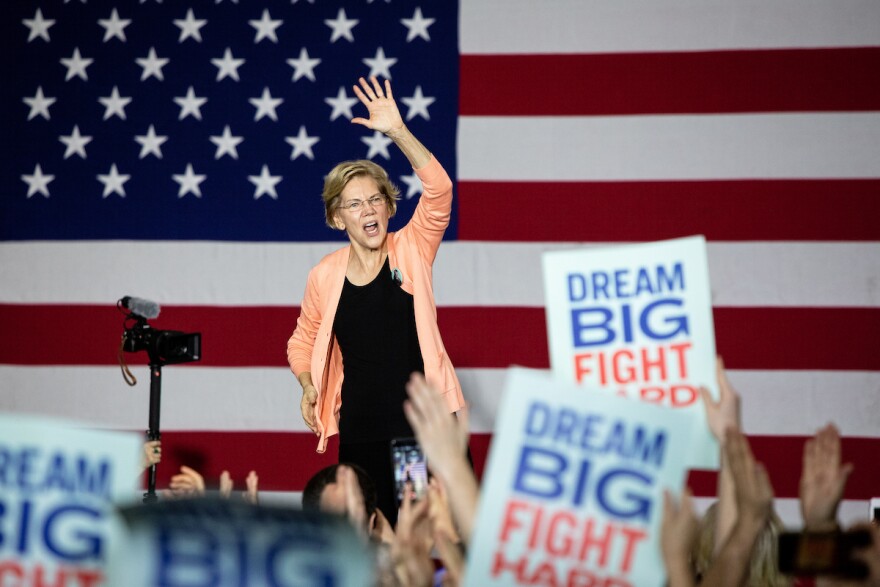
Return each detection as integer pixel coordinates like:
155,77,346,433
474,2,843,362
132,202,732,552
118,296,201,365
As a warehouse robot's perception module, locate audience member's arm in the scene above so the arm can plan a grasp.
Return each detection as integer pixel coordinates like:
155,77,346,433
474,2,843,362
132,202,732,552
700,429,773,587
800,423,853,532
661,488,699,587
701,357,742,557
391,484,434,587
337,465,368,538
404,373,479,546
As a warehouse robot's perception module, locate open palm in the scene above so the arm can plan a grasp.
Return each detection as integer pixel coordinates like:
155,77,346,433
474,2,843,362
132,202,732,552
351,76,404,134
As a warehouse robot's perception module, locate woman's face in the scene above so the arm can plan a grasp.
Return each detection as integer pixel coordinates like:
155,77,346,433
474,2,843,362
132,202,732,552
334,175,390,252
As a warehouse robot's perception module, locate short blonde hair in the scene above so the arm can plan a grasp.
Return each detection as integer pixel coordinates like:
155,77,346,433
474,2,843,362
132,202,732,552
322,160,400,230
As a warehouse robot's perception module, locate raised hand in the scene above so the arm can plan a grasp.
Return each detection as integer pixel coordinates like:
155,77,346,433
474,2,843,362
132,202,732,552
660,488,698,587
244,470,259,505
168,465,206,497
701,356,742,442
725,429,774,525
403,373,469,483
219,470,233,498
800,423,853,531
351,76,405,136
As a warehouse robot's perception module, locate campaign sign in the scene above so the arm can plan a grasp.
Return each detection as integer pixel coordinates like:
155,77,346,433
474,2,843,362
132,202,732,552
542,236,718,468
111,498,374,587
0,414,142,586
464,368,695,587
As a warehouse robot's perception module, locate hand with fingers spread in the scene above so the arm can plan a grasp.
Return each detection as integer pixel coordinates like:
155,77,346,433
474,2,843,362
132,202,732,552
800,423,853,531
351,76,405,136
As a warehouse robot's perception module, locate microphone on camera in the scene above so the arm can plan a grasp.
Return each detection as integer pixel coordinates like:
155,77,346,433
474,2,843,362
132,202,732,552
120,296,161,319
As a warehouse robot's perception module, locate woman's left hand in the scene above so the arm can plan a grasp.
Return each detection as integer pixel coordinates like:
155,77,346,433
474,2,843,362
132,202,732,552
351,76,405,136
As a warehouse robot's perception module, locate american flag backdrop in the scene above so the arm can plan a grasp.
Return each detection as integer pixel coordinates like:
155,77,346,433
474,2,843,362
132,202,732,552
2,0,880,526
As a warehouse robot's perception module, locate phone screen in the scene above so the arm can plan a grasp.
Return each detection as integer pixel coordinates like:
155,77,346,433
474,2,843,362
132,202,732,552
390,437,429,503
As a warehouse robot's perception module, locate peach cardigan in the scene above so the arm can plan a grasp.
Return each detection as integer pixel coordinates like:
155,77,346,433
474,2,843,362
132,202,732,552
287,156,465,453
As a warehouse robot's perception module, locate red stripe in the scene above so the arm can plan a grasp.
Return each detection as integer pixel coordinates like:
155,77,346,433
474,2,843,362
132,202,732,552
151,431,878,500
2,305,879,371
458,180,880,242
460,48,880,115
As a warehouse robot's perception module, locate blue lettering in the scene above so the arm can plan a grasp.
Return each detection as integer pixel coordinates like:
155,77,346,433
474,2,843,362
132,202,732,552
266,534,334,587
525,402,551,437
639,299,689,340
596,468,653,522
614,269,629,297
43,453,74,493
157,526,220,587
592,272,609,300
43,504,103,562
567,274,587,302
571,308,614,347
77,457,111,499
17,448,38,491
634,268,654,296
513,446,567,500
657,262,685,292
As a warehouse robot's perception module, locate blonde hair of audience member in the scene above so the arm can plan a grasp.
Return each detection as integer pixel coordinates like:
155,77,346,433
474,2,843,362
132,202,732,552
694,501,791,587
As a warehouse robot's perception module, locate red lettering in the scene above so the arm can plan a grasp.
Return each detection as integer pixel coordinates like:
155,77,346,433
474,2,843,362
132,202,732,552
611,350,636,384
640,347,667,381
668,342,691,378
617,527,647,573
670,385,698,407
639,387,665,404
0,562,103,587
529,561,560,587
500,500,531,543
491,551,527,581
545,512,577,557
577,518,614,568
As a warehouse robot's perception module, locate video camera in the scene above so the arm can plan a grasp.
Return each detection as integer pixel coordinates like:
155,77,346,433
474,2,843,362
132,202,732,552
118,296,201,365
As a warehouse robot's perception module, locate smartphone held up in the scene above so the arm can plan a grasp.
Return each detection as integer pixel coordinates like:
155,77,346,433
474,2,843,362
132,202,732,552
390,437,429,504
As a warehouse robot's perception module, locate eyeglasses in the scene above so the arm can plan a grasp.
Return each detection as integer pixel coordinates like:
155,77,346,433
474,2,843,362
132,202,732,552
338,194,385,212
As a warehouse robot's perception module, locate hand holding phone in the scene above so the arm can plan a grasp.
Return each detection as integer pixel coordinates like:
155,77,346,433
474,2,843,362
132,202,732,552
778,529,872,578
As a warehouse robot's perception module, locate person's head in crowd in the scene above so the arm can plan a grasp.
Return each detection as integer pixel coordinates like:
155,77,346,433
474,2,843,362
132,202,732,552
302,462,377,525
693,501,790,587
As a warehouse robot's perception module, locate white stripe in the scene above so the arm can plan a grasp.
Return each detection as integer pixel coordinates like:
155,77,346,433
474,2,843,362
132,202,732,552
458,114,880,181
2,242,879,308
3,366,878,437
461,0,880,54
693,498,872,531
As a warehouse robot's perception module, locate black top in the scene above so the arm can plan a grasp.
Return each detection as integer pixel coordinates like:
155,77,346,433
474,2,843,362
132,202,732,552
333,257,424,444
